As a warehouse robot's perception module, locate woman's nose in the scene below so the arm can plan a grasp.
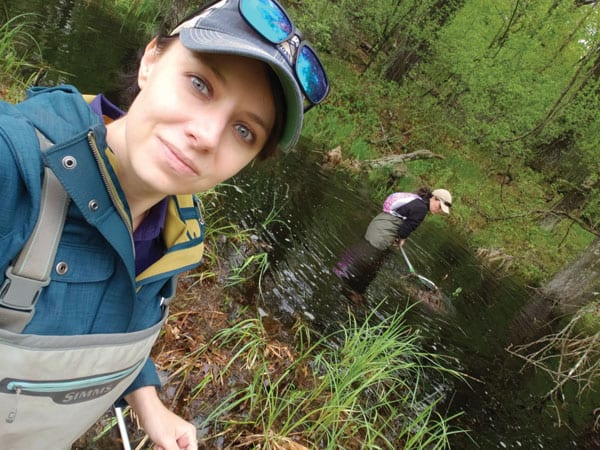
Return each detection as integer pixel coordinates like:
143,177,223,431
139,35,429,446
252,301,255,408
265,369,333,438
185,112,226,152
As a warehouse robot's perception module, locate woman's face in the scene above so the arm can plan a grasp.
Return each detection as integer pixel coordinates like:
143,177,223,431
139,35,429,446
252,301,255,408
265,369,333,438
429,197,443,215
108,38,276,197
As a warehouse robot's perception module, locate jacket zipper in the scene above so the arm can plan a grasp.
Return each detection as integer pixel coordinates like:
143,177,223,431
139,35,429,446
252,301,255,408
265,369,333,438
87,130,135,250
87,130,132,230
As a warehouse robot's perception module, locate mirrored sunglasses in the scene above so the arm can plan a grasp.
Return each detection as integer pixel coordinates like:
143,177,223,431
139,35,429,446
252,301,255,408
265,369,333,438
239,0,329,109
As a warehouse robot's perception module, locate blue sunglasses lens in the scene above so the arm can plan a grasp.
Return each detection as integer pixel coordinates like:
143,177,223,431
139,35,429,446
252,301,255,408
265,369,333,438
240,0,328,106
296,45,329,104
240,0,293,43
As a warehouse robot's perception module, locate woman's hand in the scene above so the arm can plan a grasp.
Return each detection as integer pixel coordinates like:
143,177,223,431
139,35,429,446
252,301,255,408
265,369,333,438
125,386,197,450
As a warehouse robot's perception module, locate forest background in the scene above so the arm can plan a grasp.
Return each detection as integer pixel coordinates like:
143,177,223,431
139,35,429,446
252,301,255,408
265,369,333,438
291,0,600,289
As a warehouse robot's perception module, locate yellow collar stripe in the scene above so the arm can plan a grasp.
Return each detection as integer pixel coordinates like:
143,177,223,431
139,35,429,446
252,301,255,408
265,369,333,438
136,196,204,282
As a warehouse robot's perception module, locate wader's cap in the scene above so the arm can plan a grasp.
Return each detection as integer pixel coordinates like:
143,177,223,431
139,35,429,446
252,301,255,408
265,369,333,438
171,0,315,152
432,189,452,214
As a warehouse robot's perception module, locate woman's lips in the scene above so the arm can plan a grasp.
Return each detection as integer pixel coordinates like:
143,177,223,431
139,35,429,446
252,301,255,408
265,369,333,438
161,139,199,176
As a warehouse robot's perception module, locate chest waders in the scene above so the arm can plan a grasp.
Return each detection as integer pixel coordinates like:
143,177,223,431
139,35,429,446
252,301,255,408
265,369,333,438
364,212,404,251
0,130,165,449
365,193,423,250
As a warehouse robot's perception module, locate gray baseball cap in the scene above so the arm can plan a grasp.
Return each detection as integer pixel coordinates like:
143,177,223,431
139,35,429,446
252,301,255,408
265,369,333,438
171,0,307,152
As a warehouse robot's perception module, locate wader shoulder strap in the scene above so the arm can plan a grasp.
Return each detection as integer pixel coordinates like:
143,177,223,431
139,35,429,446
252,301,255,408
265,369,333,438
0,129,70,333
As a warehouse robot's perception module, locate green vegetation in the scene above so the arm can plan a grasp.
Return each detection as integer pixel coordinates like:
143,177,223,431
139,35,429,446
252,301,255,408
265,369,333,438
0,14,46,102
172,190,466,447
159,304,465,448
4,0,600,446
287,0,600,286
5,0,599,287
186,187,278,292
98,0,184,35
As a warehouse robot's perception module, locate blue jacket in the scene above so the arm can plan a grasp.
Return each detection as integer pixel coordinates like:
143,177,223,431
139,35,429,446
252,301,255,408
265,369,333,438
0,85,205,393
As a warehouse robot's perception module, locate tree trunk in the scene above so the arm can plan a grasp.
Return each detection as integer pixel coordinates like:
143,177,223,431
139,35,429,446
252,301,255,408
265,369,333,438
365,149,444,169
508,238,600,343
542,238,600,315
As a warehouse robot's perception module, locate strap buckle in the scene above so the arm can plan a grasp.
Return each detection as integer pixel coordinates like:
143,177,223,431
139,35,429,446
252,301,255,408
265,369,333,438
0,267,50,311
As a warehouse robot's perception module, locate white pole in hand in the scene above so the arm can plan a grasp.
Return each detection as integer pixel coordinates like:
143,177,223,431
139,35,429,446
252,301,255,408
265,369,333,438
115,406,132,450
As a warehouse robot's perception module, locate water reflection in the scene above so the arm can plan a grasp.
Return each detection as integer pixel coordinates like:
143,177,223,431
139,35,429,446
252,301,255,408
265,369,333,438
3,0,146,103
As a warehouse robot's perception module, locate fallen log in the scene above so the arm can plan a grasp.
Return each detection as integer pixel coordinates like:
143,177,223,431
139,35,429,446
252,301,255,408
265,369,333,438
364,149,444,168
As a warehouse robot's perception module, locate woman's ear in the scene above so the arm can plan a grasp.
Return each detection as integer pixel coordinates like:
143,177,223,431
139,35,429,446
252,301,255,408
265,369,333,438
138,37,159,90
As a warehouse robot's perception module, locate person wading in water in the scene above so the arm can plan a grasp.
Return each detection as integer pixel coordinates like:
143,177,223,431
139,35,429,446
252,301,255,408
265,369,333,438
333,188,452,303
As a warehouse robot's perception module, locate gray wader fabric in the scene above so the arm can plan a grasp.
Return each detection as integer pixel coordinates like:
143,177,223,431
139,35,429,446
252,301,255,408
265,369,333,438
364,212,403,251
0,310,166,450
0,167,69,333
0,127,167,449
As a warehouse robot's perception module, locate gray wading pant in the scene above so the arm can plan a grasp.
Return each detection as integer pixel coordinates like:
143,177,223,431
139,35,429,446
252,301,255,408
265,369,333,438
333,213,403,294
0,310,166,450
364,212,403,251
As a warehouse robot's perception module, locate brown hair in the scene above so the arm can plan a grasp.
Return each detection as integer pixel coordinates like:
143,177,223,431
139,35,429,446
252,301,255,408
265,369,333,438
415,187,433,199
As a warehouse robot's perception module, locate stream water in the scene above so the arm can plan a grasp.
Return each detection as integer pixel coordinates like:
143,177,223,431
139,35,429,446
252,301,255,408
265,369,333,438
3,1,597,448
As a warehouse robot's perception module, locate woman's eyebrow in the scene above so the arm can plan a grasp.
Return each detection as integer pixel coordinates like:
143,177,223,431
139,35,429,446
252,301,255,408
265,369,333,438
198,54,273,135
201,57,227,84
247,111,271,135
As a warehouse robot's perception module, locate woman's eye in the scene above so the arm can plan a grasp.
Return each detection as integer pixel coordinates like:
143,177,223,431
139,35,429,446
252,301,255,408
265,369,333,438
191,76,209,96
235,124,254,143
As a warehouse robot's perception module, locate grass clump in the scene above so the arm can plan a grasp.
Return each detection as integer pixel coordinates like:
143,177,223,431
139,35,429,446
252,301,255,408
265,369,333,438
188,187,274,293
183,305,466,449
0,14,47,102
